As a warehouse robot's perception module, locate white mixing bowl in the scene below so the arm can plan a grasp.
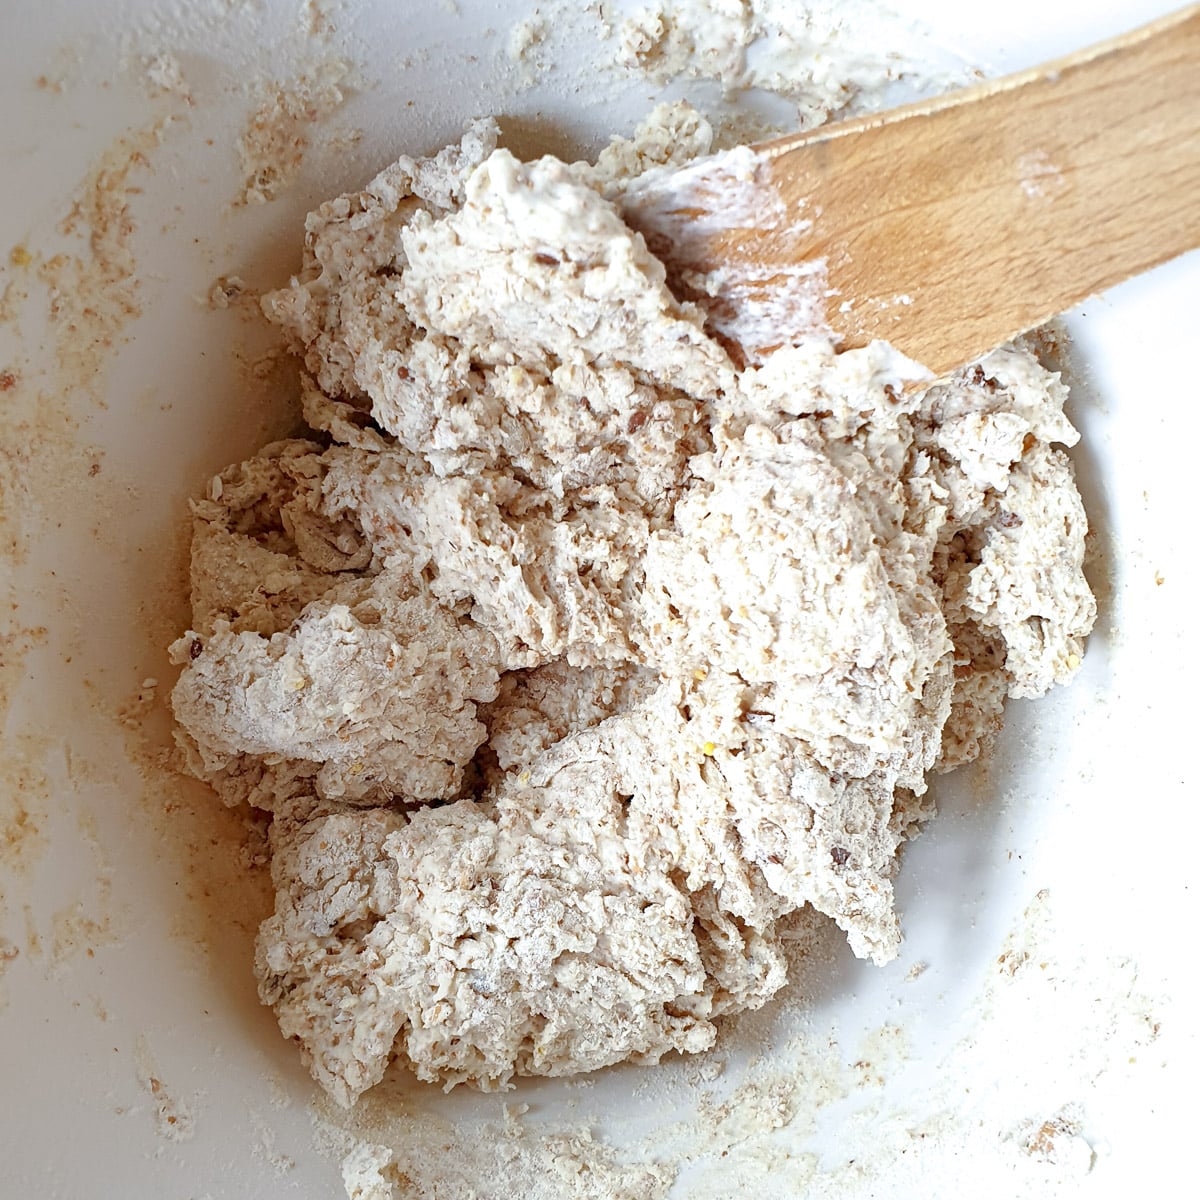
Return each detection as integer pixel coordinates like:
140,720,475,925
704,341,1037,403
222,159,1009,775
1,1,1195,1195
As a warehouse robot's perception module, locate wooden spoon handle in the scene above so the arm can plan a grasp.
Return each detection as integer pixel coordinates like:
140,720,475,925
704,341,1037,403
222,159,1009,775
628,5,1200,376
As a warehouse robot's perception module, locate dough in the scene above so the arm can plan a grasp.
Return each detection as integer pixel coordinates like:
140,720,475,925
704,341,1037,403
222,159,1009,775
170,105,1095,1106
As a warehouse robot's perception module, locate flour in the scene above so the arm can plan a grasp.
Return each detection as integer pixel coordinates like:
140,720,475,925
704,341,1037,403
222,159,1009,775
141,51,192,102
508,15,549,65
233,61,352,206
36,119,173,399
134,1034,197,1143
608,0,974,136
336,1120,674,1200
169,91,1095,1112
620,144,831,356
1016,1106,1095,1173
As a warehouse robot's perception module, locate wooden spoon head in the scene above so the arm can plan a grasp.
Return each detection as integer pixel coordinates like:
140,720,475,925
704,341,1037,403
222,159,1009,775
623,4,1200,377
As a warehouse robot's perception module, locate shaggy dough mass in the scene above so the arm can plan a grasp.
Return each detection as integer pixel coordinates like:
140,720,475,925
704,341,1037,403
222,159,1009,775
170,105,1096,1107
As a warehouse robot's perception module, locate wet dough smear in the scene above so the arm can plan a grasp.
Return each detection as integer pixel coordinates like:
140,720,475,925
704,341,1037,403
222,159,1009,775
169,107,1095,1107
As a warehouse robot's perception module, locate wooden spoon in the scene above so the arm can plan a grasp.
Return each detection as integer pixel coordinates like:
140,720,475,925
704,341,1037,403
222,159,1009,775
622,4,1200,376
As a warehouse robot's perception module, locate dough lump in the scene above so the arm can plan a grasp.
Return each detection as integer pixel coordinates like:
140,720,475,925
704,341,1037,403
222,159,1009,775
170,106,1096,1106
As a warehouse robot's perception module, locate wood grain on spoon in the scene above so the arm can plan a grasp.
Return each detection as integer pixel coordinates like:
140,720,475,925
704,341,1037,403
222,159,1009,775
623,4,1200,377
